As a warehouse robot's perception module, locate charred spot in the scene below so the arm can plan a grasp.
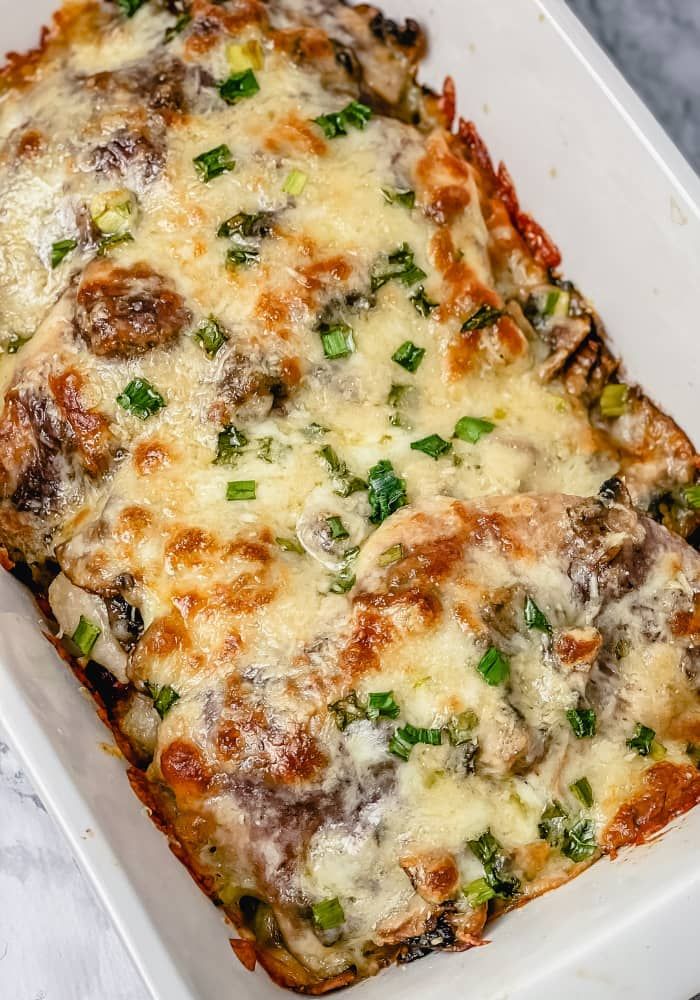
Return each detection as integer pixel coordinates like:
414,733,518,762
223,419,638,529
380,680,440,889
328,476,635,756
369,12,420,47
332,40,360,78
397,913,456,964
106,594,144,650
75,260,191,358
598,476,628,508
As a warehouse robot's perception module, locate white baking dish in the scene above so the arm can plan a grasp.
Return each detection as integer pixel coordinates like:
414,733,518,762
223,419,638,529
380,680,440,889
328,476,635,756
1,1,699,997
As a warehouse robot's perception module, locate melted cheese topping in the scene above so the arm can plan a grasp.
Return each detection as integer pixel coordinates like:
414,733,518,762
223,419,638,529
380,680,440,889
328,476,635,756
1,1,699,991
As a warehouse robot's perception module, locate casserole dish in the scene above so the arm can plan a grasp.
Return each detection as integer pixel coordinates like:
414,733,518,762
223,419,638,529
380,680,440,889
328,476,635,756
1,0,699,997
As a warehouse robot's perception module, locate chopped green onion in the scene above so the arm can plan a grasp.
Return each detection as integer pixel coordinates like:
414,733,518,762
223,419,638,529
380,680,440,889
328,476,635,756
366,691,400,721
447,710,478,746
562,818,597,863
627,723,664,758
145,681,180,719
226,245,259,269
314,100,372,138
97,231,134,256
524,595,551,633
329,566,356,594
320,323,355,359
615,637,630,659
283,169,308,196
392,340,425,373
117,0,147,16
193,144,235,182
381,187,415,209
683,484,700,510
410,285,438,317
50,238,77,269
367,460,407,524
468,830,520,898
372,244,426,292
219,68,260,104
476,646,510,686
569,777,594,809
566,707,597,739
389,722,442,760
194,316,228,358
71,616,101,657
318,446,366,497
378,543,404,567
687,743,700,768
328,691,365,731
311,897,345,930
217,212,272,239
461,304,503,332
410,434,452,461
164,10,191,41
215,426,248,465
276,536,304,554
304,422,328,438
90,189,136,235
599,383,629,418
257,437,273,463
538,801,569,848
524,286,571,328
453,416,495,444
226,39,264,73
463,877,495,908
326,516,349,541
116,378,165,419
226,480,256,501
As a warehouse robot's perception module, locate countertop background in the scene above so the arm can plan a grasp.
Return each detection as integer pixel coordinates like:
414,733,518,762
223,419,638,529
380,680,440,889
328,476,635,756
1,1,699,998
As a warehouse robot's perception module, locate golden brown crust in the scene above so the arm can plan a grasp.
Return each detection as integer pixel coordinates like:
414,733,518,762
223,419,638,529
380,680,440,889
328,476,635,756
602,763,700,855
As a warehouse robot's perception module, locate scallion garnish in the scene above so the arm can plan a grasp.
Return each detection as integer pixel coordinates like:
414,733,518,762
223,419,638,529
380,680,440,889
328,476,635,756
329,567,356,594
145,681,180,719
117,0,147,16
453,416,495,444
164,10,191,41
524,286,571,328
461,304,503,332
381,187,415,209
215,426,248,465
116,378,165,419
463,877,495,908
282,169,308,195
328,691,366,731
447,710,478,746
318,446,366,497
217,212,272,239
392,340,425,373
538,801,569,848
410,286,438,317
226,39,264,72
71,616,101,657
257,437,273,463
219,68,260,104
687,743,700,768
410,434,451,461
569,777,593,809
326,516,349,541
366,691,400,720
372,244,426,292
50,238,77,269
562,818,597,863
97,231,134,256
524,596,551,633
378,543,404,567
468,830,520,899
193,144,235,182
367,460,407,524
314,100,372,138
389,722,442,760
90,190,135,235
627,723,665,759
320,323,355,360
476,646,510,686
226,480,256,501
226,245,259,269
276,535,304,554
599,383,629,417
311,897,345,930
194,316,228,358
566,707,597,739
683,484,700,510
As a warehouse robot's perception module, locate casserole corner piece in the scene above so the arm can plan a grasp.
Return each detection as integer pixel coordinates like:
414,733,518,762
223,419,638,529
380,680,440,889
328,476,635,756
1,0,700,993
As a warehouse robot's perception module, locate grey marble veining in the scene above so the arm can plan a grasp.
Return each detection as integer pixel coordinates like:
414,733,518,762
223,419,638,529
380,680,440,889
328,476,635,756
1,3,699,999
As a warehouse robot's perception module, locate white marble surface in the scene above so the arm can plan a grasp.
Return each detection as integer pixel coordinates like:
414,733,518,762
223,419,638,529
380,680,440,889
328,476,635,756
1,2,699,998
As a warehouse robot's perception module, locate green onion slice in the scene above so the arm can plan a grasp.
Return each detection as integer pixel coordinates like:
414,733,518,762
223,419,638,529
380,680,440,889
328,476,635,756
318,446,366,497
320,323,355,360
366,691,400,721
311,897,345,930
145,681,180,719
193,144,235,182
215,426,248,465
71,616,101,657
569,777,593,809
194,316,228,358
381,187,415,209
599,383,629,417
326,516,349,541
683,484,700,510
562,818,597,863
463,877,495,908
453,416,495,444
378,543,404,567
117,0,147,16
524,596,551,633
392,340,425,373
389,722,442,760
283,169,308,195
538,801,569,848
116,378,165,419
226,480,256,501
476,646,510,686
566,707,597,739
410,434,452,460
367,460,407,524
219,68,260,104
276,536,304,554
372,244,426,292
627,722,663,757
461,304,503,332
410,285,438,317
51,238,77,269
217,212,272,239
314,100,372,138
